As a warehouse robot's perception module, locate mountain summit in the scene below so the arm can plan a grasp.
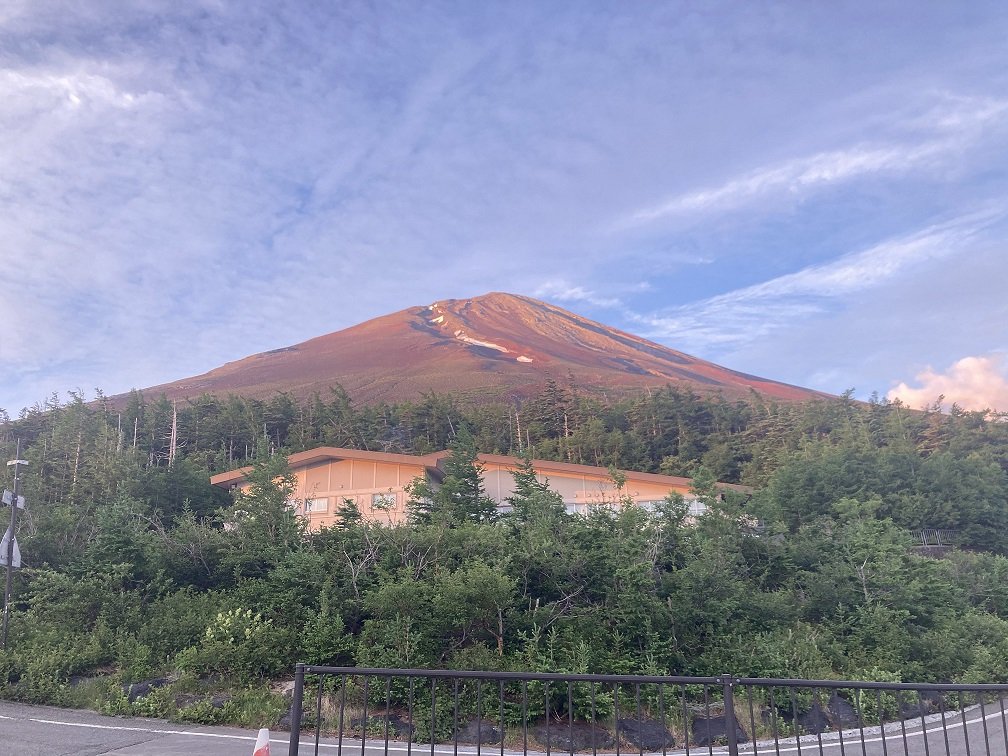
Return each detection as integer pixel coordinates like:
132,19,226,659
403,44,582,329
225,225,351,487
137,292,825,403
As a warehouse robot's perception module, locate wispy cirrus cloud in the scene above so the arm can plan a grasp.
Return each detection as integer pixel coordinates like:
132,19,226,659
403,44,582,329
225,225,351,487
630,211,1002,351
533,281,621,309
623,95,1008,226
2,2,1008,414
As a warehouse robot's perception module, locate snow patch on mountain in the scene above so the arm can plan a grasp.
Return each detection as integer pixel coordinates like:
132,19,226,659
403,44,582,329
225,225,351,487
454,330,509,353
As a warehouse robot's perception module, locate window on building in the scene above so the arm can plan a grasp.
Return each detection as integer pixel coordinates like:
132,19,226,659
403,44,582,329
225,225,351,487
305,497,328,513
687,499,707,517
371,492,396,510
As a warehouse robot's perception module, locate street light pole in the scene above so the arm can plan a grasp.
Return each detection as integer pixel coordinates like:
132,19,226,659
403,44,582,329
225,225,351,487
2,439,27,650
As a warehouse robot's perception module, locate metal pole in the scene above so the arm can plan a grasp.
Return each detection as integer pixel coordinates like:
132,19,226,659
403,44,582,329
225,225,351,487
721,674,740,756
289,663,306,756
2,439,26,650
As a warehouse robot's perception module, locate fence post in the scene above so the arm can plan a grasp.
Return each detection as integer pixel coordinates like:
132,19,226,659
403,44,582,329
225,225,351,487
289,663,306,756
720,674,740,756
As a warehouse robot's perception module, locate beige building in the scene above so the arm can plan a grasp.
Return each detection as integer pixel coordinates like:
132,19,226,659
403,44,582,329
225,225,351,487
210,446,746,530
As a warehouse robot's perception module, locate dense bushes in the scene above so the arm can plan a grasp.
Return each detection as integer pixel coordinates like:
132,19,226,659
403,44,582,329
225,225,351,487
0,387,1006,720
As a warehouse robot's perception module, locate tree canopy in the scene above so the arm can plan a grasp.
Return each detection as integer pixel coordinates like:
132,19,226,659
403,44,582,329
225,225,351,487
0,384,1006,713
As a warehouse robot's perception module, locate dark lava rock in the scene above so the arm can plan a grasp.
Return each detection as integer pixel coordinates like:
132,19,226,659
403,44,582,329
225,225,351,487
898,691,944,720
124,677,172,703
797,694,860,734
387,714,414,738
534,722,615,751
797,703,831,734
617,718,676,750
278,703,307,731
827,693,859,728
349,714,414,738
457,719,502,745
690,714,748,747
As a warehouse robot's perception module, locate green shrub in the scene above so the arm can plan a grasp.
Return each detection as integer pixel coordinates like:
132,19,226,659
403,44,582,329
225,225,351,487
176,608,294,681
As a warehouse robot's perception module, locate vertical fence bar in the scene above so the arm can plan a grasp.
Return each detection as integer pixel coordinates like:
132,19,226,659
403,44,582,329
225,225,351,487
898,690,909,756
635,682,643,756
746,684,757,754
477,678,484,756
854,687,868,756
916,690,930,756
721,675,740,756
938,690,951,756
703,684,713,756
789,687,802,756
681,684,691,756
812,687,824,755
384,676,393,756
453,678,459,756
289,663,306,756
430,678,437,756
959,689,973,756
521,680,528,756
979,694,992,756
590,681,598,756
568,682,575,756
545,680,552,756
768,686,781,756
998,692,1008,756
876,690,890,756
408,677,415,756
314,673,324,755
337,674,347,756
615,682,622,756
361,675,370,756
834,688,847,756
498,680,505,756
658,683,668,756
999,693,1008,756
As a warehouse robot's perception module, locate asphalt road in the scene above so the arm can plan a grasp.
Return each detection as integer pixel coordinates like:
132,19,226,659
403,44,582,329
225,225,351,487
737,699,1008,755
0,700,1004,756
0,701,301,756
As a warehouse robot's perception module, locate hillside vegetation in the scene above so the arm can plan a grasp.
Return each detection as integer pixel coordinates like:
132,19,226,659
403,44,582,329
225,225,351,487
0,384,1006,723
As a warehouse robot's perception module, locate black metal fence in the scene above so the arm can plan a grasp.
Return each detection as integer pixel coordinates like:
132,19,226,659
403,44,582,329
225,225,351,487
286,666,1008,756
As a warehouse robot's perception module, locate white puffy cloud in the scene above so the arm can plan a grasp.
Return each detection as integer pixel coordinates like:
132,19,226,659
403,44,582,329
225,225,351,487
888,355,1008,412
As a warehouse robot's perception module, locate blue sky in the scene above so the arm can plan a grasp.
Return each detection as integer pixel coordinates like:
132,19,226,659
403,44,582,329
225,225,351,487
2,1,1008,415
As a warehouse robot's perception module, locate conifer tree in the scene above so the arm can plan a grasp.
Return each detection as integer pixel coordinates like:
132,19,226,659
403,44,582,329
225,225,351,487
407,426,497,524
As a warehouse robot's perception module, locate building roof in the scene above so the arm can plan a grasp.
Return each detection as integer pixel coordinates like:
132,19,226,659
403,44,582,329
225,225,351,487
210,446,751,495
209,446,448,488
475,453,751,494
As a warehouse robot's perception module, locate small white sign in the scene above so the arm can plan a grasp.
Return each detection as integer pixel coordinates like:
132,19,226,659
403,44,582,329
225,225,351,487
0,527,20,569
0,491,24,509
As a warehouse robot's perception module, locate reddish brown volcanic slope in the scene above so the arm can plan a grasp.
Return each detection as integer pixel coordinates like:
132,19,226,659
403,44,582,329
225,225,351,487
136,292,827,404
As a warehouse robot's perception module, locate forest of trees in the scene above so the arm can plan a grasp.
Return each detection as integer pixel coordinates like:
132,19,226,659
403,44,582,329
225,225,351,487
0,383,1006,724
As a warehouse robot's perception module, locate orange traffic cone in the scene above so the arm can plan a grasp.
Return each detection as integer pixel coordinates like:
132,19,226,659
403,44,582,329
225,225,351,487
253,727,270,756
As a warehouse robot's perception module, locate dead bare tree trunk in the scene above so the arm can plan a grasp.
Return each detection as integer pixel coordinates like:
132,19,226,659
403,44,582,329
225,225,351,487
168,401,178,467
